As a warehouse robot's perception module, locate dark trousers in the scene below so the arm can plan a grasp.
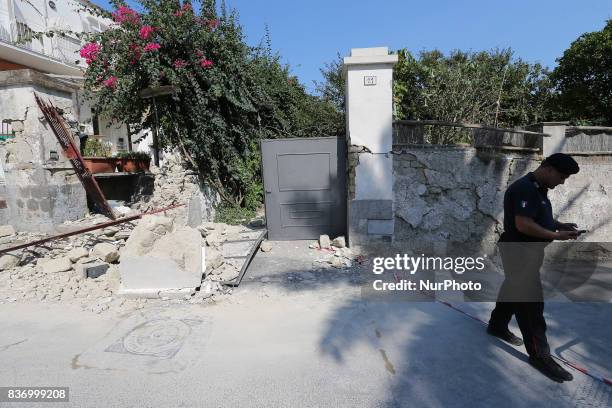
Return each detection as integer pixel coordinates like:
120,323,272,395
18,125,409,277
489,240,550,357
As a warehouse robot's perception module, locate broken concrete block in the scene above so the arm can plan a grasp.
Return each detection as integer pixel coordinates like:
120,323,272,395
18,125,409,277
119,226,202,297
332,236,346,248
122,215,174,257
67,247,89,263
92,243,120,263
0,254,20,270
319,234,331,249
151,227,201,273
0,225,16,238
260,241,273,252
39,257,72,273
103,226,119,237
76,261,110,279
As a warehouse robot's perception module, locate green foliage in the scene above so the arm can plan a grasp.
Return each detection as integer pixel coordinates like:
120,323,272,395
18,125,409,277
69,0,342,210
549,20,612,125
393,48,553,143
250,44,344,140
115,151,151,160
82,138,112,157
315,52,345,118
213,202,256,225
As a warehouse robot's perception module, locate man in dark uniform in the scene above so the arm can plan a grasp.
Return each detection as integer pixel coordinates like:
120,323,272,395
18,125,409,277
487,153,581,382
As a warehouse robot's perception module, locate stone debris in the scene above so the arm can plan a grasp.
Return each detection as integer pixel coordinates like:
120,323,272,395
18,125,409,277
76,261,110,279
206,247,224,270
308,242,320,249
130,153,219,226
319,234,332,249
0,225,16,238
38,257,72,274
67,247,89,263
259,241,273,252
331,236,346,248
0,254,20,270
92,243,120,263
0,209,266,312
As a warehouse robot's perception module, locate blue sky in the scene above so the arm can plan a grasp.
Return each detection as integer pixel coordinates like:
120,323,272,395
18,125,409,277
91,0,612,93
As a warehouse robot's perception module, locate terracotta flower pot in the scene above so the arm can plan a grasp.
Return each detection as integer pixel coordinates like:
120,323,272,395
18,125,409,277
136,158,151,172
82,157,116,174
119,158,150,173
120,159,138,173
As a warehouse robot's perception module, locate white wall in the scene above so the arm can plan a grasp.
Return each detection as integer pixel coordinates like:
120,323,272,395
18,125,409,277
1,0,111,66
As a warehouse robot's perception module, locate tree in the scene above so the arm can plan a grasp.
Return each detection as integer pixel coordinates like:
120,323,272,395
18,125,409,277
549,20,612,125
56,0,342,210
315,52,345,114
394,48,552,143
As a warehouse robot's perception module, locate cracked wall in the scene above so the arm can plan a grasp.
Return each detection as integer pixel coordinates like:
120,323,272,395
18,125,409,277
393,146,612,247
0,70,87,232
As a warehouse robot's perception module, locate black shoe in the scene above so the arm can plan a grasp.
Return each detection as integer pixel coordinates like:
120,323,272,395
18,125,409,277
528,355,574,382
487,325,524,346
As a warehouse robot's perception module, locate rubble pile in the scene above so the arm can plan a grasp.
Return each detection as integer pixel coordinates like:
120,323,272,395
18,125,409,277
0,213,263,312
0,214,137,313
130,153,218,225
308,234,355,269
198,222,263,285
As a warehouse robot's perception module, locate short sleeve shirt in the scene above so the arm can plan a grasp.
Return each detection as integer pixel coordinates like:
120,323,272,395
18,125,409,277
501,172,555,242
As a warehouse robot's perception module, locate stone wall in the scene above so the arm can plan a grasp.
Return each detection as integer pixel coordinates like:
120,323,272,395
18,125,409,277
0,69,88,232
393,146,612,247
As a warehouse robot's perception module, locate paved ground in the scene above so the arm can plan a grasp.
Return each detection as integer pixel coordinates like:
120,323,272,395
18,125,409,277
0,241,610,407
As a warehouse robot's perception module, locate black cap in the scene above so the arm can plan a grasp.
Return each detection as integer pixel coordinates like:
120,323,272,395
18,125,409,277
542,153,579,175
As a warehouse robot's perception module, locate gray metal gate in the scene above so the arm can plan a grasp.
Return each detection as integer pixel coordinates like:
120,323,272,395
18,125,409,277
261,137,347,240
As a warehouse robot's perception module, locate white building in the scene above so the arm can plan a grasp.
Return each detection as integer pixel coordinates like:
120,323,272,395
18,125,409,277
0,0,130,153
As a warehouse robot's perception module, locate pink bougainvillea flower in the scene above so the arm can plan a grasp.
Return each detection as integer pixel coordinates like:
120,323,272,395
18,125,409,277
206,19,219,30
112,6,140,24
80,42,101,64
103,76,118,89
139,25,155,40
199,58,213,68
143,43,161,52
174,3,193,17
112,6,140,25
173,59,188,69
196,50,204,57
128,43,142,64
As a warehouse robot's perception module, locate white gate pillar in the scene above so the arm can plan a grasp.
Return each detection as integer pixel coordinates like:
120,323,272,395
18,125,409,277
343,47,398,247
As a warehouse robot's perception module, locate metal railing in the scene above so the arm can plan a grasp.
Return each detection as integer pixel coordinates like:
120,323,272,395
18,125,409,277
0,19,83,66
393,120,547,152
